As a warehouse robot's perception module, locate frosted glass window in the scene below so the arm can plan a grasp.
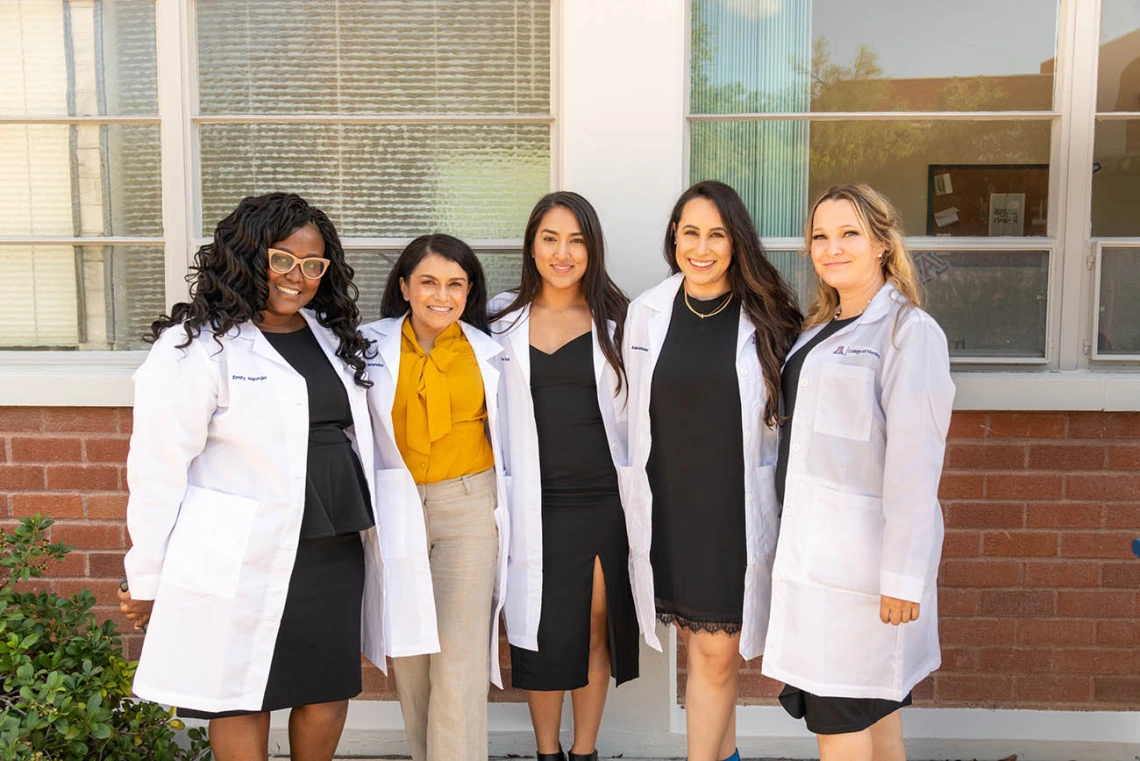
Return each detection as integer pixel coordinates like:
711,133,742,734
1097,247,1140,355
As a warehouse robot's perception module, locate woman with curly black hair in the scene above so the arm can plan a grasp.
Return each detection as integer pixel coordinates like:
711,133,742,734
117,192,384,761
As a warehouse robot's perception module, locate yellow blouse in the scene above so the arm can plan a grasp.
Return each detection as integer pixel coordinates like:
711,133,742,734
392,318,495,485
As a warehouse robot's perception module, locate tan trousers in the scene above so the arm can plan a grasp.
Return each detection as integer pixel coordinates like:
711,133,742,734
393,468,499,761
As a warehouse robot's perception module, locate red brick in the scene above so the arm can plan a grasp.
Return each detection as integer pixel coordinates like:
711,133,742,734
1018,619,1096,646
938,473,985,500
1056,649,1133,675
87,551,126,578
945,502,1024,529
988,413,1067,439
12,493,84,519
1097,621,1140,647
40,551,86,577
1062,532,1137,558
942,530,982,557
986,474,1063,500
912,677,935,701
83,436,130,463
9,437,82,463
1102,562,1140,588
1067,473,1140,501
117,409,133,434
737,673,782,699
1058,590,1135,618
948,412,989,439
979,590,1056,616
946,443,1025,470
937,674,1013,702
1015,675,1093,703
941,559,1020,587
0,464,45,490
1105,503,1140,529
940,647,980,672
1107,445,1140,470
983,531,1058,557
938,589,979,616
1022,560,1099,587
0,407,43,432
1026,502,1104,529
1069,412,1140,440
54,578,122,607
85,494,127,520
1094,677,1140,702
45,465,120,491
940,618,1017,646
979,647,1053,673
41,408,118,433
49,522,124,549
1027,443,1106,470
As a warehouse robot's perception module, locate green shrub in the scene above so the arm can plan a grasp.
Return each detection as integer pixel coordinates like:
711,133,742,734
0,515,212,760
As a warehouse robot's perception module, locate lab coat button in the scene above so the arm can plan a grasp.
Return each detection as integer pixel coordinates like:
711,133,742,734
741,370,749,377
800,378,809,387
791,443,801,452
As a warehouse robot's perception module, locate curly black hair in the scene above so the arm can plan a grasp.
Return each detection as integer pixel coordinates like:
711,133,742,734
147,192,372,387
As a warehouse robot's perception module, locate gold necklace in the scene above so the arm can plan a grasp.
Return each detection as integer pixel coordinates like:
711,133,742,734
684,289,734,319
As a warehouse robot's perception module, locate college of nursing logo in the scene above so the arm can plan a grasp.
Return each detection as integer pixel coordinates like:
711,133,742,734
833,346,847,355
833,345,882,359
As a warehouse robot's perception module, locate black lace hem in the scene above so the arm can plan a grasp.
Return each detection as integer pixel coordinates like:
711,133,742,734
656,610,743,636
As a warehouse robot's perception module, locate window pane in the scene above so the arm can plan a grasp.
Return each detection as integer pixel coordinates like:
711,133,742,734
1092,119,1140,236
691,120,1052,238
691,0,1058,114
0,0,157,117
922,249,1049,359
200,124,549,239
0,124,162,236
766,250,814,310
1097,247,1140,356
1097,0,1140,113
0,244,164,350
196,0,550,115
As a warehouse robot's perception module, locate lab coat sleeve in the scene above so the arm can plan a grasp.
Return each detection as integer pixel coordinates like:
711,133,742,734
879,313,955,603
123,329,219,599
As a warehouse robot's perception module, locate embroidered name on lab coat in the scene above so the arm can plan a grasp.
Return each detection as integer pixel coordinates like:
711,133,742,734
832,346,881,359
231,374,268,381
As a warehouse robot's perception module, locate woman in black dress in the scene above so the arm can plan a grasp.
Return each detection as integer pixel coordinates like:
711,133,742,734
118,193,379,761
623,181,801,761
490,192,637,761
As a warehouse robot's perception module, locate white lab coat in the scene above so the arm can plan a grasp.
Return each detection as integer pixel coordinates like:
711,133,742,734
487,294,631,651
124,310,382,713
360,316,512,688
761,284,954,701
622,273,781,657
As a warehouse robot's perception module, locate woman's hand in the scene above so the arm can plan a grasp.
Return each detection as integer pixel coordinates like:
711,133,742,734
880,595,919,626
118,585,154,630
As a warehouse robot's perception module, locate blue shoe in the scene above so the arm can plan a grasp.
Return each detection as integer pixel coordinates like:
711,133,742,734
721,749,741,761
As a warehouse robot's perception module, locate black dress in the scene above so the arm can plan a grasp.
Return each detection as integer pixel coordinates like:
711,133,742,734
648,290,746,633
179,324,374,719
509,332,639,690
775,316,912,735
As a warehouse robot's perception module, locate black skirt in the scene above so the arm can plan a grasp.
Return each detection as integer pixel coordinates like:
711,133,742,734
178,532,365,719
778,684,913,735
510,493,639,691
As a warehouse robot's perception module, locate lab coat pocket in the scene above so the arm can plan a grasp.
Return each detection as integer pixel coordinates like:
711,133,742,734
813,363,875,441
163,486,258,598
808,484,883,596
374,467,411,558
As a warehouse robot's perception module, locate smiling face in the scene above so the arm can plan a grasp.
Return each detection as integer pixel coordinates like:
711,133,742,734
809,198,887,297
263,223,325,330
533,205,588,294
399,252,471,339
674,196,732,298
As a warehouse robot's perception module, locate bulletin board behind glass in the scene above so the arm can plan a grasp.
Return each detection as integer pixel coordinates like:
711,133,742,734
926,164,1049,236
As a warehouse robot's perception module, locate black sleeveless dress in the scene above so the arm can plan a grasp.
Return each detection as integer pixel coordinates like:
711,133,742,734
509,332,639,690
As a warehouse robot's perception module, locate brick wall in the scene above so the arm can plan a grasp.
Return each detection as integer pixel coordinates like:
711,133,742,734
3,407,1138,709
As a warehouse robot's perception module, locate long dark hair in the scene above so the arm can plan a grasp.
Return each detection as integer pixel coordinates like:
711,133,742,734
490,191,629,393
379,233,490,334
148,192,371,387
664,181,802,425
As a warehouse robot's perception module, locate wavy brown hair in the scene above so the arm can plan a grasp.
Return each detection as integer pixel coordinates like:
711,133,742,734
802,184,922,330
665,181,802,426
490,191,629,393
147,192,371,387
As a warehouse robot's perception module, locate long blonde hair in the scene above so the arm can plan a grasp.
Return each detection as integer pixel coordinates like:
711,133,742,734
802,184,923,329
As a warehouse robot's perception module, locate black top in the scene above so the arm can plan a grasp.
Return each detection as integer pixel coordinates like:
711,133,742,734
530,332,619,506
775,316,859,507
262,325,374,539
647,288,746,628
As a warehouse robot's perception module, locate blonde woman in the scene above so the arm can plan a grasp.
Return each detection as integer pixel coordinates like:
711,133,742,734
762,184,954,761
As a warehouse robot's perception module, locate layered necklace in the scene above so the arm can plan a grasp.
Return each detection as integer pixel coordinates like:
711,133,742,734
684,288,734,319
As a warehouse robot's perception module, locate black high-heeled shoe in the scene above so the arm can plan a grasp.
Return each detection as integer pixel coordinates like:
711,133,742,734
537,746,566,761
568,750,598,761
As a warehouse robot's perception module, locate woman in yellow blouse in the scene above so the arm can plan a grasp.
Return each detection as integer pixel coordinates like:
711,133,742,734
361,234,510,761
